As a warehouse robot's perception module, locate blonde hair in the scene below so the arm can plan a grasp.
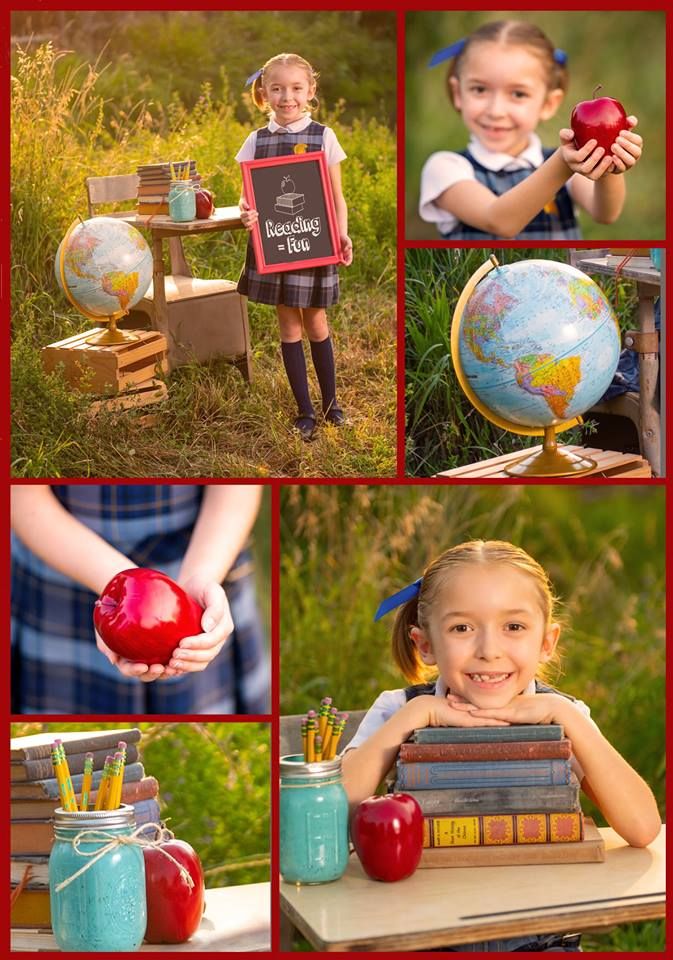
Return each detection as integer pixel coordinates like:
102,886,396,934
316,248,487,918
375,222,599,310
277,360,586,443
249,53,319,114
447,19,569,107
391,540,563,684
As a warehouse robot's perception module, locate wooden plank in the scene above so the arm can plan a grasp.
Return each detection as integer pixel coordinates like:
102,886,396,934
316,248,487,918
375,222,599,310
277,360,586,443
436,447,651,479
87,379,168,416
280,827,665,952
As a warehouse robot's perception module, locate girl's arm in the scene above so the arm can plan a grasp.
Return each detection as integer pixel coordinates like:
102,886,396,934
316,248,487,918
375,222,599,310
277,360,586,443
328,162,353,265
167,485,263,676
11,485,135,594
468,695,661,847
341,694,508,813
435,142,615,238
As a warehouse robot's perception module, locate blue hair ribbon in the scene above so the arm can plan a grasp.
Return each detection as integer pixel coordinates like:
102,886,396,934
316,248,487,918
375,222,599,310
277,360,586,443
374,577,423,622
428,39,466,68
245,68,263,88
429,39,567,69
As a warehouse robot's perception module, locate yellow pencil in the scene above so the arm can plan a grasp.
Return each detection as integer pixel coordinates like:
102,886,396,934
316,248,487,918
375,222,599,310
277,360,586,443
301,718,308,762
321,709,337,759
328,714,348,760
111,742,127,809
94,756,113,810
306,712,317,763
105,753,122,810
318,697,332,741
80,753,94,811
314,734,323,762
51,743,74,812
55,741,78,812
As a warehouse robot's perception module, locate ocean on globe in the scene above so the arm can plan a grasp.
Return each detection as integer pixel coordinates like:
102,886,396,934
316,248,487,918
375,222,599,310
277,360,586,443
456,260,621,431
55,217,153,320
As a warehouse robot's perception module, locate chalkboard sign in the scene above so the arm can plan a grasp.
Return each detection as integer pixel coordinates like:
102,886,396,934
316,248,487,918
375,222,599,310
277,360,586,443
241,152,341,274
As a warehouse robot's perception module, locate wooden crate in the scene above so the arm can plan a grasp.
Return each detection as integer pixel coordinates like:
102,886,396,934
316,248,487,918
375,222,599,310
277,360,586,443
435,446,652,479
41,329,168,394
87,378,168,415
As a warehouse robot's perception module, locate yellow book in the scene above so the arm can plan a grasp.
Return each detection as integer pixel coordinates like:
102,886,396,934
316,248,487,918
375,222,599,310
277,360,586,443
423,811,584,848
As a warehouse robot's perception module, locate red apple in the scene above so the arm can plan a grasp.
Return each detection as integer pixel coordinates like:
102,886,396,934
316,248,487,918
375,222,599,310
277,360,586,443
143,838,205,943
571,85,628,155
93,568,204,665
352,793,423,882
194,188,214,219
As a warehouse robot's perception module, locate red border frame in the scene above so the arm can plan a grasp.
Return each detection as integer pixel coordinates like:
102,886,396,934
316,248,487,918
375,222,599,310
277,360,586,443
240,151,342,275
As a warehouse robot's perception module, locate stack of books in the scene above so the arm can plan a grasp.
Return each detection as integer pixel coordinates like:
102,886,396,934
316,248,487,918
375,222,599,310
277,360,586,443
395,724,605,867
136,160,201,215
10,728,160,929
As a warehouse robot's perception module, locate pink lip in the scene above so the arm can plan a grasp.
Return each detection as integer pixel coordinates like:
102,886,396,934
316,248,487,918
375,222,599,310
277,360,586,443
466,672,513,689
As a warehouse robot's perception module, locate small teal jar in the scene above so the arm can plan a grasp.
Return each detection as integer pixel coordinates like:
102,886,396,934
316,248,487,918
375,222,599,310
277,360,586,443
168,180,196,222
49,805,147,951
280,754,349,884
650,248,662,271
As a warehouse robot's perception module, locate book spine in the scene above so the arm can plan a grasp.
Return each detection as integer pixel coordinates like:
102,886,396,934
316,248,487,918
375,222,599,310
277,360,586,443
396,758,571,790
399,738,572,762
423,812,584,847
399,780,581,815
12,762,145,799
412,724,564,744
11,728,141,761
16,745,139,781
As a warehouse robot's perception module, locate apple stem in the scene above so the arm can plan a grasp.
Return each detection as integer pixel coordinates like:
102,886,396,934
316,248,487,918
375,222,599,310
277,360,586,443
592,84,603,99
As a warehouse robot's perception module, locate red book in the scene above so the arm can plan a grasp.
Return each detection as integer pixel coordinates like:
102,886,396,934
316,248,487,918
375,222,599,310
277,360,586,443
399,738,572,763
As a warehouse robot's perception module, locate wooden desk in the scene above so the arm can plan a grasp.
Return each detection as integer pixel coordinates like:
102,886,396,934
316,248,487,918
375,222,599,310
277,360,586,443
573,255,662,476
435,445,652,479
280,827,664,952
11,881,270,952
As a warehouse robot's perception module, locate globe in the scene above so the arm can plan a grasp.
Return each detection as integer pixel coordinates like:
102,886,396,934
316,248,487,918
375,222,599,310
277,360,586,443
55,216,153,344
452,257,621,476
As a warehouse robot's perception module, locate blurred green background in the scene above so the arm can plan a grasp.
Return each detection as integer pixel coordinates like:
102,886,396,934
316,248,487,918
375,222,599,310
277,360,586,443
404,247,660,477
280,483,665,950
405,10,665,240
10,721,270,886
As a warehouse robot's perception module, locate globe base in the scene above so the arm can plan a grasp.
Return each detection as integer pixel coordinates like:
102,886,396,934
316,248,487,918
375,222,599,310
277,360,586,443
505,427,596,477
86,318,140,346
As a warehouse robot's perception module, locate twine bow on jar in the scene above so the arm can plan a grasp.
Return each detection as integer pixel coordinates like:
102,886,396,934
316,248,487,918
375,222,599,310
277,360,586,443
54,823,195,893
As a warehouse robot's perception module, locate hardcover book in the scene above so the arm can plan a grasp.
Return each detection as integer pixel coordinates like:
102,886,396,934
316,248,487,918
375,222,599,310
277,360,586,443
11,776,158,820
394,774,581,815
423,811,583,847
411,724,564,744
396,758,571,790
11,762,145,800
11,744,139,782
10,728,141,761
399,738,572,763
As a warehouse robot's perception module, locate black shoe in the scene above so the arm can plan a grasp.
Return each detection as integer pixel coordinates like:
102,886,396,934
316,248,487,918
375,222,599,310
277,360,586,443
294,414,317,442
324,406,345,426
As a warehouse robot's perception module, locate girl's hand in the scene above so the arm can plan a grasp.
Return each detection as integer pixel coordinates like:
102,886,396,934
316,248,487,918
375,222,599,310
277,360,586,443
559,130,615,180
466,693,566,726
163,575,234,676
608,117,642,174
340,234,353,266
95,631,167,683
239,196,259,231
413,693,510,729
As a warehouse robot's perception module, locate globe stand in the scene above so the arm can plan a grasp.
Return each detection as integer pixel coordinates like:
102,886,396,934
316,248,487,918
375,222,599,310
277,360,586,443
86,315,140,346
504,426,597,477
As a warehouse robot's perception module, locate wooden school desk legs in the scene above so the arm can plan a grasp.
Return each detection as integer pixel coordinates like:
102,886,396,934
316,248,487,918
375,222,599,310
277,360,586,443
151,236,170,342
635,281,661,476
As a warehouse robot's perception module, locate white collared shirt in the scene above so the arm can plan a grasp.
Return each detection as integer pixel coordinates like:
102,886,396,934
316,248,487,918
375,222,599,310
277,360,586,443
235,112,347,165
344,676,596,781
419,133,574,234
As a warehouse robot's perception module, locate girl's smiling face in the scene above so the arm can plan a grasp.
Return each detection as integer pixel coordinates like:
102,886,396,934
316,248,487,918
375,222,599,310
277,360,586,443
410,563,559,708
449,41,564,157
262,64,315,125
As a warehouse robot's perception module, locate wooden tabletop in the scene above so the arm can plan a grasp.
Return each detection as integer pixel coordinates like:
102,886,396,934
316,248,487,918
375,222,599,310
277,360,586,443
118,205,244,235
11,882,270,952
573,256,661,287
280,826,665,952
435,446,652,479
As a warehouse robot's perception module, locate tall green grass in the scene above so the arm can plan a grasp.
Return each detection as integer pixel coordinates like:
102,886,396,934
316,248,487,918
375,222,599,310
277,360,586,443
11,43,396,478
280,484,665,950
405,10,665,240
405,247,639,476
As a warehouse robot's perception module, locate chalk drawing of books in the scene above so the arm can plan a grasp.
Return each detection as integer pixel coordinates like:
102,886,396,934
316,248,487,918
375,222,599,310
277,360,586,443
275,174,305,215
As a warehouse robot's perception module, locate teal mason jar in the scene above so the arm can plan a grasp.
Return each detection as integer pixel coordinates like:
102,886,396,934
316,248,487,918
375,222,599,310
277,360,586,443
49,805,147,951
280,754,349,884
650,248,662,270
168,180,196,222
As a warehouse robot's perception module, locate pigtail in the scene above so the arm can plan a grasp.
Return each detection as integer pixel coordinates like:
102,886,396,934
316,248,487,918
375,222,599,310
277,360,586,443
250,73,266,112
391,596,434,684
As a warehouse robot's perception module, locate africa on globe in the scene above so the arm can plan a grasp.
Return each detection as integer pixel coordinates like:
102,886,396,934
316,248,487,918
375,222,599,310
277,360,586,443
452,256,621,477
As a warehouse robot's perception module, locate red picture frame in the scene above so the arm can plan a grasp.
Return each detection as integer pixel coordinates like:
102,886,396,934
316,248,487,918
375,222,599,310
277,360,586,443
240,152,342,274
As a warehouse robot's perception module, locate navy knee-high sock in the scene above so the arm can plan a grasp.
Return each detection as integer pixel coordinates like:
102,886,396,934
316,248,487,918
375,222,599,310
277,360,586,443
309,336,338,414
281,340,314,418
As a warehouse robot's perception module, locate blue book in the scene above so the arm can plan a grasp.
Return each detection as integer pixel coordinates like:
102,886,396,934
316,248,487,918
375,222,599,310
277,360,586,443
132,797,161,827
411,724,564,744
396,758,571,790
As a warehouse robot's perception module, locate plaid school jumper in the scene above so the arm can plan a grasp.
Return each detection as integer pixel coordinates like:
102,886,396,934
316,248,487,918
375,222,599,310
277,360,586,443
237,121,340,307
442,147,581,241
11,485,270,715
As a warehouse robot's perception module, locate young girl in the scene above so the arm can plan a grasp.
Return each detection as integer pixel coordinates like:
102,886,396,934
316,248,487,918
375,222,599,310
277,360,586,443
11,484,269,714
236,53,353,442
342,540,660,951
418,20,644,239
